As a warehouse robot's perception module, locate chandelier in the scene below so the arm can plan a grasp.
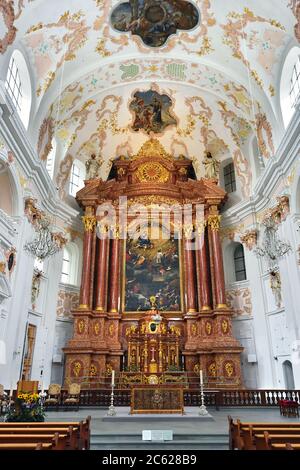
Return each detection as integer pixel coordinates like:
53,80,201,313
255,215,292,269
24,217,62,260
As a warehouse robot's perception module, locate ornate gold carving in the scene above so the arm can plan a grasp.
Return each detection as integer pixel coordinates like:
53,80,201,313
132,138,173,161
221,319,229,334
94,322,100,336
207,215,221,231
109,323,115,336
208,362,217,377
126,324,137,336
127,196,179,207
72,361,82,377
77,320,85,334
240,230,258,251
0,262,6,274
136,162,169,183
224,362,234,378
82,215,97,232
205,321,212,335
191,323,197,336
90,363,97,376
170,325,181,336
194,363,200,373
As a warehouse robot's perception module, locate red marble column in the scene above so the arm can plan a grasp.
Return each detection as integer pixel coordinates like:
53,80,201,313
184,236,197,313
208,214,227,308
79,210,96,309
195,229,211,311
95,237,109,311
108,236,120,313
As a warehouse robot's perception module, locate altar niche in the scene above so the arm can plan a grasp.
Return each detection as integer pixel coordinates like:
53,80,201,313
123,226,183,313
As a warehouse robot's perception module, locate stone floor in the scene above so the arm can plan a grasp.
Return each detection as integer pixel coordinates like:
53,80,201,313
43,407,300,450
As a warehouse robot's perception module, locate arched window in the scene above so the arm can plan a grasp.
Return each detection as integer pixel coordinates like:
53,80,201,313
69,160,85,197
223,162,236,193
280,47,300,127
60,244,80,285
46,139,56,179
290,56,300,109
5,50,32,129
234,245,247,281
61,248,70,284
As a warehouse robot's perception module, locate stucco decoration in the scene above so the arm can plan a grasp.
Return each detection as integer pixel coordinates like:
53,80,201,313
57,289,80,319
25,10,89,96
288,0,300,42
130,89,177,133
56,154,74,199
0,0,17,54
221,7,286,94
111,0,199,47
256,110,275,159
226,288,252,316
37,113,55,161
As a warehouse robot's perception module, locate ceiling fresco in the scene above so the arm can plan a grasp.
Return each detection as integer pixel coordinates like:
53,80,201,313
0,0,299,203
111,0,199,47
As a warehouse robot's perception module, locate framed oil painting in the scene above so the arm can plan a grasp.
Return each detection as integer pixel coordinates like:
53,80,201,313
130,90,177,134
124,232,182,312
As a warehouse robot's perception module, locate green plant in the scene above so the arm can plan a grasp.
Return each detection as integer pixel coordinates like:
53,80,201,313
5,392,45,422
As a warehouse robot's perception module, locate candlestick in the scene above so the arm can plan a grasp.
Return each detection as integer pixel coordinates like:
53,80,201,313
111,370,115,386
199,370,208,416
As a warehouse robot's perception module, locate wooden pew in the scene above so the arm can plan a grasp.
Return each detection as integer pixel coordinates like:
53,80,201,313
228,416,300,450
254,431,300,450
241,426,300,450
0,443,53,450
0,433,66,450
271,443,300,450
0,426,78,450
0,416,91,449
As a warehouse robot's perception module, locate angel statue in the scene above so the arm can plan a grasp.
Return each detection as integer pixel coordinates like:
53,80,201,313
203,151,220,180
85,154,102,180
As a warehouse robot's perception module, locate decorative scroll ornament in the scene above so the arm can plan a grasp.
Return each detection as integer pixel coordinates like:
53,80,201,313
24,217,62,260
82,215,97,232
255,215,291,269
136,162,169,183
207,215,221,232
240,230,258,251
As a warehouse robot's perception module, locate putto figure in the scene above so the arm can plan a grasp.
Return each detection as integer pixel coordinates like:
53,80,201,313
203,151,220,180
85,154,102,180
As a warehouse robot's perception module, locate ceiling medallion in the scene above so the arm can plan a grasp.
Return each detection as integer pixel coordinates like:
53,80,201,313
130,90,177,134
136,161,169,183
111,0,200,47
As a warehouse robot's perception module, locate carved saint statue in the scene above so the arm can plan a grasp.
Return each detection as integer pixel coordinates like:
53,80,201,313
203,151,220,180
85,154,102,180
270,270,282,308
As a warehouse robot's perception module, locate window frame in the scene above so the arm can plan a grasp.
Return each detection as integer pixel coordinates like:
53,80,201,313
223,162,236,194
234,245,247,282
69,160,85,197
290,55,300,109
5,56,23,113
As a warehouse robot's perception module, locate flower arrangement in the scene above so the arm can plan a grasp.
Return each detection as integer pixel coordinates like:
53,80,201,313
5,391,45,422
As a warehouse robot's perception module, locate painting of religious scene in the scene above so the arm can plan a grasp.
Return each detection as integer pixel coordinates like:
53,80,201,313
125,232,181,312
111,1,199,47
130,90,177,134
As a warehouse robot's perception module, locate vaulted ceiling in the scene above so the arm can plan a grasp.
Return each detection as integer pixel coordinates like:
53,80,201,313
1,1,299,199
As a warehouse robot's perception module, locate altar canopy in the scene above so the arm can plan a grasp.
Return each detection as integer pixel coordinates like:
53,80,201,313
63,139,243,388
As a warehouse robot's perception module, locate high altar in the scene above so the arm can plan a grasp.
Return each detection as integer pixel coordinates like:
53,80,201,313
63,139,243,388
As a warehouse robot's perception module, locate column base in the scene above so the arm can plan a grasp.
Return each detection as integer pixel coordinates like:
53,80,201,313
79,304,89,310
216,304,229,310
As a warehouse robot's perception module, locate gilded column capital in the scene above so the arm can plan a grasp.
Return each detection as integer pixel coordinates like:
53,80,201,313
82,215,97,232
195,220,207,236
207,215,221,232
183,223,194,239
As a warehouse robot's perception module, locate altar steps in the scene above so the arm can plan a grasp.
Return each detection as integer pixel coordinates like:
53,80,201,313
90,433,228,450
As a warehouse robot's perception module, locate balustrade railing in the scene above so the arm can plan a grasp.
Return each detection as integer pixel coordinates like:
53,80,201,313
24,388,299,409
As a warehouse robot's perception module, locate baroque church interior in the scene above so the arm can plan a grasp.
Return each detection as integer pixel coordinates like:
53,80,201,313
0,0,300,452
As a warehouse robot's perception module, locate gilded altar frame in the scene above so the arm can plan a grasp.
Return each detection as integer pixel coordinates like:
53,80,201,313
121,223,185,317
